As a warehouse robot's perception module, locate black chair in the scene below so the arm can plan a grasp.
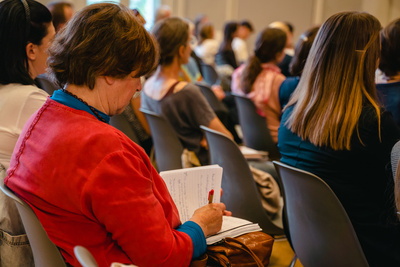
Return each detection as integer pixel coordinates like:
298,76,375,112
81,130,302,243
0,170,67,267
201,126,284,236
35,74,59,96
233,93,280,160
196,82,229,115
140,108,183,172
273,161,369,267
391,140,400,179
200,63,219,86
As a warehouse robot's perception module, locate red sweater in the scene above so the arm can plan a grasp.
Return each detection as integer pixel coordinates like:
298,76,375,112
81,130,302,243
5,99,193,267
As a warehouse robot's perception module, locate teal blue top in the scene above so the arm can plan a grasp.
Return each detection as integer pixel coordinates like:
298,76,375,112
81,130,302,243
51,89,110,123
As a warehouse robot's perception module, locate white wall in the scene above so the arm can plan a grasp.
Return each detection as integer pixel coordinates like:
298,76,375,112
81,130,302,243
160,0,400,57
36,0,400,42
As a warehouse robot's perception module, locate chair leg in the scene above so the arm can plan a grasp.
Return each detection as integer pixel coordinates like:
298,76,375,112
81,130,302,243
289,254,297,267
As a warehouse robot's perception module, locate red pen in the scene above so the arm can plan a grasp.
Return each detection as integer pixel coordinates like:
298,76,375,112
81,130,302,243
208,189,214,204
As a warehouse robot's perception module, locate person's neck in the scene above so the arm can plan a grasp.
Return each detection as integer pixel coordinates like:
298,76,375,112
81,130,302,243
158,60,182,80
64,84,108,115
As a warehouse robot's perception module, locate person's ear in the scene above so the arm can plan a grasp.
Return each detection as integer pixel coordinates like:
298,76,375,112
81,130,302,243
178,45,186,59
26,43,37,61
104,76,116,85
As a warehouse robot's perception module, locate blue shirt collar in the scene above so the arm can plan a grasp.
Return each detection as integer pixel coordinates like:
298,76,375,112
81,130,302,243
51,89,110,124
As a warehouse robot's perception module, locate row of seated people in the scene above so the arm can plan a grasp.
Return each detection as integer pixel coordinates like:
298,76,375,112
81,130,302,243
1,0,400,266
139,12,400,267
123,12,400,267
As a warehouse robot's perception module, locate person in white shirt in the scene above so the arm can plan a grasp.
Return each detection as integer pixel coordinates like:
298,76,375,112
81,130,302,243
0,0,55,265
194,22,220,66
232,20,254,65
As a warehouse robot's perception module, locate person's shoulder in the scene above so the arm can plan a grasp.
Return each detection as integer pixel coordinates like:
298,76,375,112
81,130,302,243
205,39,220,47
281,76,300,89
0,83,48,107
358,105,388,128
0,83,48,97
179,83,202,95
81,119,144,155
232,37,245,46
376,81,400,90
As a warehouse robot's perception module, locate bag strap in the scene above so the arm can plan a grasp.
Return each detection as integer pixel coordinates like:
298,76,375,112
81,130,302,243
224,237,264,267
162,81,180,99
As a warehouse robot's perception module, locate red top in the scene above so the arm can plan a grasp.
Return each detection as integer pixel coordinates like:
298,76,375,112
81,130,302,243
5,98,193,267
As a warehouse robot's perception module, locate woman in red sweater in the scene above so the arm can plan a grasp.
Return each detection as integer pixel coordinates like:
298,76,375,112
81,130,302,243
5,3,229,267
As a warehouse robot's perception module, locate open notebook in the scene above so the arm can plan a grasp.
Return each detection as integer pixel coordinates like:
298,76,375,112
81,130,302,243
160,165,262,245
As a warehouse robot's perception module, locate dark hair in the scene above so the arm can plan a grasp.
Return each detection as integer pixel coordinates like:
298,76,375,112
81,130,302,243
219,21,238,52
198,22,214,44
284,22,294,33
152,17,188,66
0,0,52,85
47,3,158,89
289,26,319,76
240,28,286,93
47,1,72,32
379,18,400,78
240,20,253,32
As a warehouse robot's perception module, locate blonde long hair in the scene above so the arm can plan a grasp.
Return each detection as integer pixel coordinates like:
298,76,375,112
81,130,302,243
285,12,381,150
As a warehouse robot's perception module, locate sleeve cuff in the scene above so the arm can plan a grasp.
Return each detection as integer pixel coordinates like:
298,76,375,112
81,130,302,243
177,221,207,259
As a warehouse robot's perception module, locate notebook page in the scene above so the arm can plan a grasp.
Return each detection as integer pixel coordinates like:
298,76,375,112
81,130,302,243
160,165,222,222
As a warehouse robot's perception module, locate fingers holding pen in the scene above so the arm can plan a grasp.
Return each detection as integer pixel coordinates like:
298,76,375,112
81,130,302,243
190,202,231,237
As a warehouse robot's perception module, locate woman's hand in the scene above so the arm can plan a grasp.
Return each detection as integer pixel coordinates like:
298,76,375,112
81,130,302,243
189,203,231,237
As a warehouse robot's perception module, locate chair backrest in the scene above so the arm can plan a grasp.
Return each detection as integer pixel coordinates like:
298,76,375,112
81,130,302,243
109,113,140,144
35,74,59,96
140,108,183,172
0,170,67,267
200,63,219,86
233,94,280,160
201,126,284,236
273,161,369,267
391,140,400,179
74,246,99,267
196,83,229,114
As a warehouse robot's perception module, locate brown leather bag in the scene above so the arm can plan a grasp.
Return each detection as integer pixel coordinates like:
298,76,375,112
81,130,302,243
191,231,274,267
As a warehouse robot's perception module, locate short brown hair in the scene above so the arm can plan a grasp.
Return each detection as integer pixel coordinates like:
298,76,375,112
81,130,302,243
47,3,158,89
198,22,214,45
152,17,188,66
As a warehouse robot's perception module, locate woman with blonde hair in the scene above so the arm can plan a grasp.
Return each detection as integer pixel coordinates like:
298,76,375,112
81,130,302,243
278,11,400,266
